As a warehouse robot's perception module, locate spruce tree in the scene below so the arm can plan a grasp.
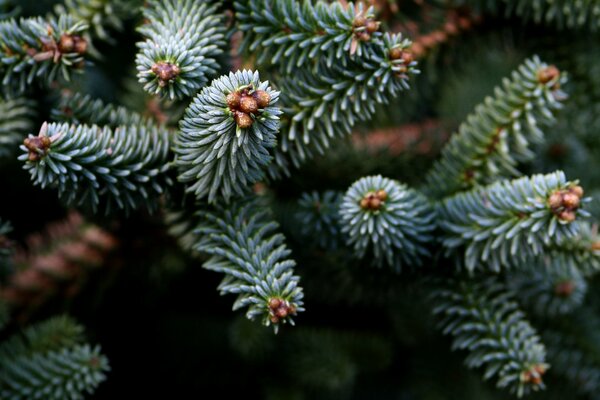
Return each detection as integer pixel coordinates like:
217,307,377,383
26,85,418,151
1,0,600,398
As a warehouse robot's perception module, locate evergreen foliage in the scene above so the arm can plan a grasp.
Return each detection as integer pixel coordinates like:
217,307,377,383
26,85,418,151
0,15,88,94
175,70,281,203
433,277,547,397
51,92,148,127
194,198,304,332
2,0,600,398
295,191,343,250
0,315,84,362
339,175,436,271
235,0,383,72
438,171,589,272
0,316,109,400
19,122,172,213
53,0,135,41
136,0,227,100
271,32,417,176
507,257,587,317
0,344,109,400
454,0,600,30
425,56,567,199
0,97,34,158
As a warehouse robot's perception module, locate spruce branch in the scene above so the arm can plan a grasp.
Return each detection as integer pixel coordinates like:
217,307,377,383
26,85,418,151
438,171,589,272
270,33,417,177
433,277,547,397
425,56,567,199
235,0,383,73
543,221,600,277
0,344,109,400
20,122,173,214
295,191,344,250
0,315,84,363
0,15,88,94
455,0,600,30
51,91,150,127
175,70,281,203
507,256,587,317
0,97,34,158
339,175,436,271
194,198,304,332
54,0,136,41
136,0,227,100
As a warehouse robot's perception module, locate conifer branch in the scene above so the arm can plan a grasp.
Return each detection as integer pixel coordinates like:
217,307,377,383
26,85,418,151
51,92,149,127
507,257,587,317
270,33,417,177
295,191,344,250
194,198,304,332
20,122,173,213
136,0,227,100
54,0,136,41
0,15,88,94
433,277,547,397
425,56,567,199
175,70,281,203
339,175,436,271
0,315,84,362
438,172,589,272
0,344,109,400
235,0,383,73
0,97,34,158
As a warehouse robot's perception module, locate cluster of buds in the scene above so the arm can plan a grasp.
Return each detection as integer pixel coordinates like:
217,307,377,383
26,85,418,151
23,122,60,162
389,47,414,76
151,61,181,88
537,65,561,90
352,13,380,42
32,31,87,64
554,280,576,297
226,85,271,129
520,364,547,386
267,297,297,324
360,189,388,211
547,185,584,222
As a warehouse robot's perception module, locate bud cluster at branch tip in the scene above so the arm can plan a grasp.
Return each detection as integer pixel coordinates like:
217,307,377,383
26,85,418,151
360,189,388,211
226,84,271,129
547,184,584,222
268,297,297,324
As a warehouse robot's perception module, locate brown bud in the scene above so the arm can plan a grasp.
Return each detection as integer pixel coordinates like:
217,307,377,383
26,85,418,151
376,189,388,202
239,96,258,114
353,15,367,27
360,198,370,209
562,192,580,209
558,210,576,222
365,20,379,34
226,92,241,110
58,34,74,53
592,241,600,251
234,111,253,129
252,90,271,108
358,32,371,42
270,315,279,324
389,47,403,60
369,197,382,210
570,185,584,198
538,65,560,84
151,62,180,85
275,307,289,319
555,280,575,297
548,192,563,209
24,136,51,161
401,51,414,65
268,297,282,310
72,36,87,54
